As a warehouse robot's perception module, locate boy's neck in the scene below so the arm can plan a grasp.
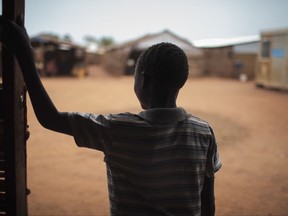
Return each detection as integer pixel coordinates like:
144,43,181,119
148,103,177,109
147,91,178,109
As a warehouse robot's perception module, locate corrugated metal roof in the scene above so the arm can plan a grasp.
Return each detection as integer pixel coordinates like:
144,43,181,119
107,30,203,55
135,31,193,50
31,35,83,48
193,35,260,48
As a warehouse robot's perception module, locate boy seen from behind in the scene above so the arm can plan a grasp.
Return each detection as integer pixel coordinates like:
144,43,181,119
0,17,221,216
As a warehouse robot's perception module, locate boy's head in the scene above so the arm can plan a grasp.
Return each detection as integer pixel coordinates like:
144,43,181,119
134,42,189,109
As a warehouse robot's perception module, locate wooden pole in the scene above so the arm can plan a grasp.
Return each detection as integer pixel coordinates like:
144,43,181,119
1,0,28,215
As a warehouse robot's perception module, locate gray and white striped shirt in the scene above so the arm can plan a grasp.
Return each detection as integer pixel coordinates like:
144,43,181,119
68,107,221,216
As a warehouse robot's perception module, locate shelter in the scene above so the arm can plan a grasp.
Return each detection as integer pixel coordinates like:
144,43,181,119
194,35,259,79
103,30,204,76
255,28,288,89
31,35,88,77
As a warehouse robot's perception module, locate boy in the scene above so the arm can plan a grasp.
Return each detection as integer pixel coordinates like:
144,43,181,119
0,17,221,216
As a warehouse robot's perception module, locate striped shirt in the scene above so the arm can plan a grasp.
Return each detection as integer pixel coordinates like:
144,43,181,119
68,107,221,216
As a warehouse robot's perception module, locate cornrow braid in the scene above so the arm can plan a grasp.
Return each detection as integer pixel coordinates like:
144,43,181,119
136,42,189,89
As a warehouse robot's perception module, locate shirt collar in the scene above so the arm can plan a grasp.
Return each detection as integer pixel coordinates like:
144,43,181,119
137,107,190,124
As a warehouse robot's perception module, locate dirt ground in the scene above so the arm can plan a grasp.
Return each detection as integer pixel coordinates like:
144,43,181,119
27,66,288,216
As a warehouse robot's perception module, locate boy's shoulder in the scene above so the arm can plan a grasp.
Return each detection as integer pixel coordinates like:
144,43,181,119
71,110,213,134
186,114,214,135
109,109,211,126
108,112,145,124
187,114,210,126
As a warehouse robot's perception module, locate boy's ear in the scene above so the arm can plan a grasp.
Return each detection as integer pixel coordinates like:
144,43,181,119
142,71,151,89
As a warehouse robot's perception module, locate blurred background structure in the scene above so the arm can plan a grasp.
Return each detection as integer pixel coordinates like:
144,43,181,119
0,0,287,86
0,1,288,216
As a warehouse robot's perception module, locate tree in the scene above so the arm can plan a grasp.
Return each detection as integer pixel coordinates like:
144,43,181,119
83,35,98,44
63,34,73,42
98,36,115,48
83,35,115,50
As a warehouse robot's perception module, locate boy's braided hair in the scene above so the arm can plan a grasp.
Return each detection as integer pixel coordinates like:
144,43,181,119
136,42,189,89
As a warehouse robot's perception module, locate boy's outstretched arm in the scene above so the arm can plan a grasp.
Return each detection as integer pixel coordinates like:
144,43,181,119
0,16,73,136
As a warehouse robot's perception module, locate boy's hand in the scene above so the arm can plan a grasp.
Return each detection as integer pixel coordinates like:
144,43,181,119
0,15,31,53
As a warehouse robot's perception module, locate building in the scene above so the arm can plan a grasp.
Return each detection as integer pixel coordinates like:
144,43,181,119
103,30,204,76
31,35,88,77
194,35,259,80
255,28,288,89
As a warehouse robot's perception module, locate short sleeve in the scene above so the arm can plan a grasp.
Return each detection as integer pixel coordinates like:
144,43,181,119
205,126,222,178
68,112,113,152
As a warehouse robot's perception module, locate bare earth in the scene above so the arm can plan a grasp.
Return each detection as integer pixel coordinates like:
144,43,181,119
27,66,288,216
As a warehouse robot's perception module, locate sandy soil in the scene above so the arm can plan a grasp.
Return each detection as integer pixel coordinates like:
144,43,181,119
27,66,288,216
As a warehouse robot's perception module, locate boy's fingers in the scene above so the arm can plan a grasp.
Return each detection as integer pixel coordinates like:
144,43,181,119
16,14,24,27
0,25,2,41
0,16,5,41
0,15,10,25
